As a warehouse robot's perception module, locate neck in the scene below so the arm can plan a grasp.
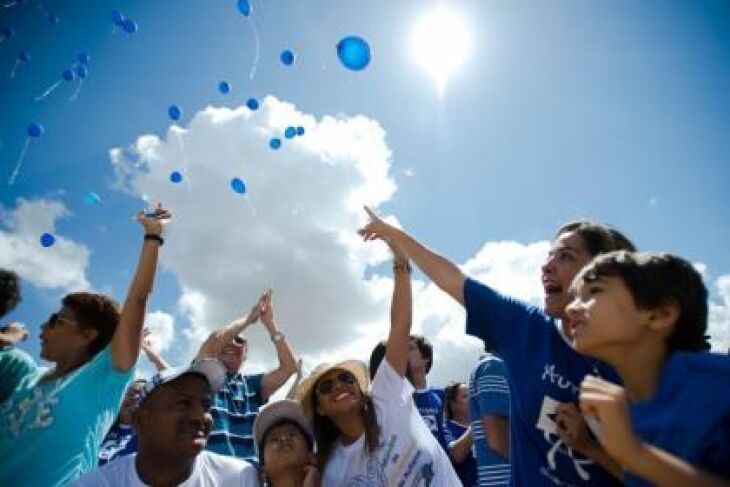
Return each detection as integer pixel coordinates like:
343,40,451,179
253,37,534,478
601,342,668,401
46,354,88,381
331,411,366,445
267,467,307,487
135,446,197,485
452,410,469,426
411,371,427,389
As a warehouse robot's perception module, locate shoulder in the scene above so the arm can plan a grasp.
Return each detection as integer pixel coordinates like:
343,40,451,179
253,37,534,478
74,454,134,485
200,451,258,481
664,352,730,387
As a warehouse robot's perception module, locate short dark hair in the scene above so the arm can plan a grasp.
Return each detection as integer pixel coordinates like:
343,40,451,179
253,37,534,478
0,269,21,318
556,221,636,257
62,292,121,358
259,418,315,465
577,251,710,353
409,334,433,373
444,381,464,421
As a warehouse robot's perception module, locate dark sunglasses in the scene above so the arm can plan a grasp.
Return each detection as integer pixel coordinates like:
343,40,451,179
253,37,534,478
232,336,247,346
46,312,75,327
316,371,356,395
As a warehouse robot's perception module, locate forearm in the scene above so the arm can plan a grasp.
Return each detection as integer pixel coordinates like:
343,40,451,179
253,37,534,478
449,429,474,463
112,239,162,371
261,328,298,399
384,263,412,376
390,228,466,305
582,443,625,482
622,443,729,487
143,347,170,372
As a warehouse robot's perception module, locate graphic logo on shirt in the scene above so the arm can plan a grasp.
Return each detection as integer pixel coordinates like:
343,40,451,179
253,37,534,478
2,386,58,437
536,395,594,481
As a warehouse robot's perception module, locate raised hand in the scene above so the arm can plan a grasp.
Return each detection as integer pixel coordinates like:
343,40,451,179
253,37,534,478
136,203,172,236
259,289,275,331
0,322,28,346
358,205,398,243
195,295,262,360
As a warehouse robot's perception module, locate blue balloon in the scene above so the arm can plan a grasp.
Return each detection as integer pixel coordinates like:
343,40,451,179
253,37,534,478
269,138,282,150
337,36,371,71
280,49,295,66
237,0,252,16
121,19,138,34
1,27,16,38
111,10,125,25
48,14,60,25
168,105,182,121
218,81,231,94
40,233,55,248
77,52,91,64
83,192,101,205
62,69,75,81
27,122,44,138
170,171,183,183
75,65,88,79
230,177,246,194
284,126,296,139
296,126,305,136
246,98,259,111
18,51,30,62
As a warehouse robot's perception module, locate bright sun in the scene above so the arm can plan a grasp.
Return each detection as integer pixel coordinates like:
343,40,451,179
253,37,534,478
410,6,470,98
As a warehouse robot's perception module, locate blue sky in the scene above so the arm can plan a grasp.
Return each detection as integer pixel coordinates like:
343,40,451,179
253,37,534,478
2,0,729,381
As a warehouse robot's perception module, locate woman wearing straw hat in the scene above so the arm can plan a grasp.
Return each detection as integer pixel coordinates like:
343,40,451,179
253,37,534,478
296,241,460,486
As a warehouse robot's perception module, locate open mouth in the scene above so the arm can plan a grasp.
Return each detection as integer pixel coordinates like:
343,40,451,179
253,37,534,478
334,391,352,402
543,283,563,295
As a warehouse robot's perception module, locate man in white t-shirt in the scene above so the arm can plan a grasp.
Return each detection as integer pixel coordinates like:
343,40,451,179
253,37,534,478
74,359,258,486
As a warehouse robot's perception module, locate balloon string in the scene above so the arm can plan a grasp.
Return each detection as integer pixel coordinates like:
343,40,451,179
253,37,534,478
248,19,261,81
7,137,30,185
9,59,19,78
69,79,83,101
35,79,62,101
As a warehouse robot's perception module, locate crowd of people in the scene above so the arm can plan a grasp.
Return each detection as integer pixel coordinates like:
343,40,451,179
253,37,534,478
0,204,728,486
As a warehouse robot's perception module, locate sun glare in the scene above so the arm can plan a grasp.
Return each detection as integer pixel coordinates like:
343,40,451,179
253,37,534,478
410,6,470,98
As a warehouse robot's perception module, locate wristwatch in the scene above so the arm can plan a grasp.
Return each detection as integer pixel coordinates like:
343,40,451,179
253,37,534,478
271,331,285,343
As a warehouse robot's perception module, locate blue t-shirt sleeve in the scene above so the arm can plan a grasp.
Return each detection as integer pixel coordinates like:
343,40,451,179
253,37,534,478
80,347,135,412
0,346,37,404
246,373,265,405
464,277,543,355
474,360,510,418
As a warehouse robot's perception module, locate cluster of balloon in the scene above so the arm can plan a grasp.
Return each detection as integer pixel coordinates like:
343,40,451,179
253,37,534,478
280,49,295,66
35,52,91,101
0,26,16,42
284,125,306,139
218,80,231,95
7,122,44,185
337,36,371,71
40,232,55,248
9,50,30,78
111,10,138,35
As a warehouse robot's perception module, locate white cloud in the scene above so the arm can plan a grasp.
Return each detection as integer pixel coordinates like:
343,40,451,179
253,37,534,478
0,198,90,292
144,310,175,352
709,275,730,353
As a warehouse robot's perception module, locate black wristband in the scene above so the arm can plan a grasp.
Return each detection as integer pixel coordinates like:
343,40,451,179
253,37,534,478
144,234,164,246
393,261,412,273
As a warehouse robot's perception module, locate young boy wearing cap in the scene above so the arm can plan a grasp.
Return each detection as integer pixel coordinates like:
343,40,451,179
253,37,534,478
254,399,319,486
74,359,259,486
567,251,730,485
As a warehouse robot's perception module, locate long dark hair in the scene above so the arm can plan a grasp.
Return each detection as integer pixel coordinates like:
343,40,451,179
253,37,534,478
311,385,380,470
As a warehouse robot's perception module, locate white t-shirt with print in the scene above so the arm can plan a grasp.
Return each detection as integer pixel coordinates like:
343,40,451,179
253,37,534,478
322,359,461,486
72,451,259,486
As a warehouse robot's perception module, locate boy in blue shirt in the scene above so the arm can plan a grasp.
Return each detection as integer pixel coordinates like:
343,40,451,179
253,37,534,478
568,251,730,485
0,207,170,486
359,207,631,485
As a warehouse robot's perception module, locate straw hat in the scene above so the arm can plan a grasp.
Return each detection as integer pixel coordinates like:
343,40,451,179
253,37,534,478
294,360,370,422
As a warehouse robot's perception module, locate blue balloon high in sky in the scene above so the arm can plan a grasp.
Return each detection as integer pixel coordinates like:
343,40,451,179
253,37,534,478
284,126,296,139
269,137,281,150
8,122,44,185
83,192,101,206
218,81,231,94
77,52,91,64
280,49,295,66
246,98,259,111
168,105,182,121
40,233,56,248
27,122,44,138
121,19,138,34
337,36,371,71
230,177,247,194
170,171,183,183
237,0,252,17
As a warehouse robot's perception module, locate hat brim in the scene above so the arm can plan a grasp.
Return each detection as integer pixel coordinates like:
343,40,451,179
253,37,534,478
253,399,313,454
294,360,370,423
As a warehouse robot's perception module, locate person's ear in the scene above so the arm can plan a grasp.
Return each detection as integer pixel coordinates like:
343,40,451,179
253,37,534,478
80,327,98,345
647,299,680,337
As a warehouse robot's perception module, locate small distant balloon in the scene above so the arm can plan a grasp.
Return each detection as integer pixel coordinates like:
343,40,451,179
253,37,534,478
47,14,59,25
269,138,281,150
169,171,183,183
237,0,252,17
75,65,88,79
27,122,43,137
121,19,138,34
246,97,259,111
296,126,305,136
77,52,90,64
1,27,16,40
230,177,246,194
61,69,75,81
284,126,296,139
336,36,371,71
111,10,124,25
218,81,231,94
83,192,101,205
168,105,182,121
280,49,295,66
40,233,55,248
10,49,29,77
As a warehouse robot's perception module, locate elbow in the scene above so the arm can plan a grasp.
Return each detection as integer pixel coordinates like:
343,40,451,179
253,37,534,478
486,435,509,458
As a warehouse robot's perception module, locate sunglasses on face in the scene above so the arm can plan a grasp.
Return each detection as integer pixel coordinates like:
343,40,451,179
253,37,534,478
232,336,247,346
46,313,75,328
316,371,356,396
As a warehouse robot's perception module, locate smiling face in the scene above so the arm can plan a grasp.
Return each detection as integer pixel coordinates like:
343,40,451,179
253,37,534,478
314,368,363,419
541,231,594,320
566,274,652,362
262,421,314,479
134,374,213,459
